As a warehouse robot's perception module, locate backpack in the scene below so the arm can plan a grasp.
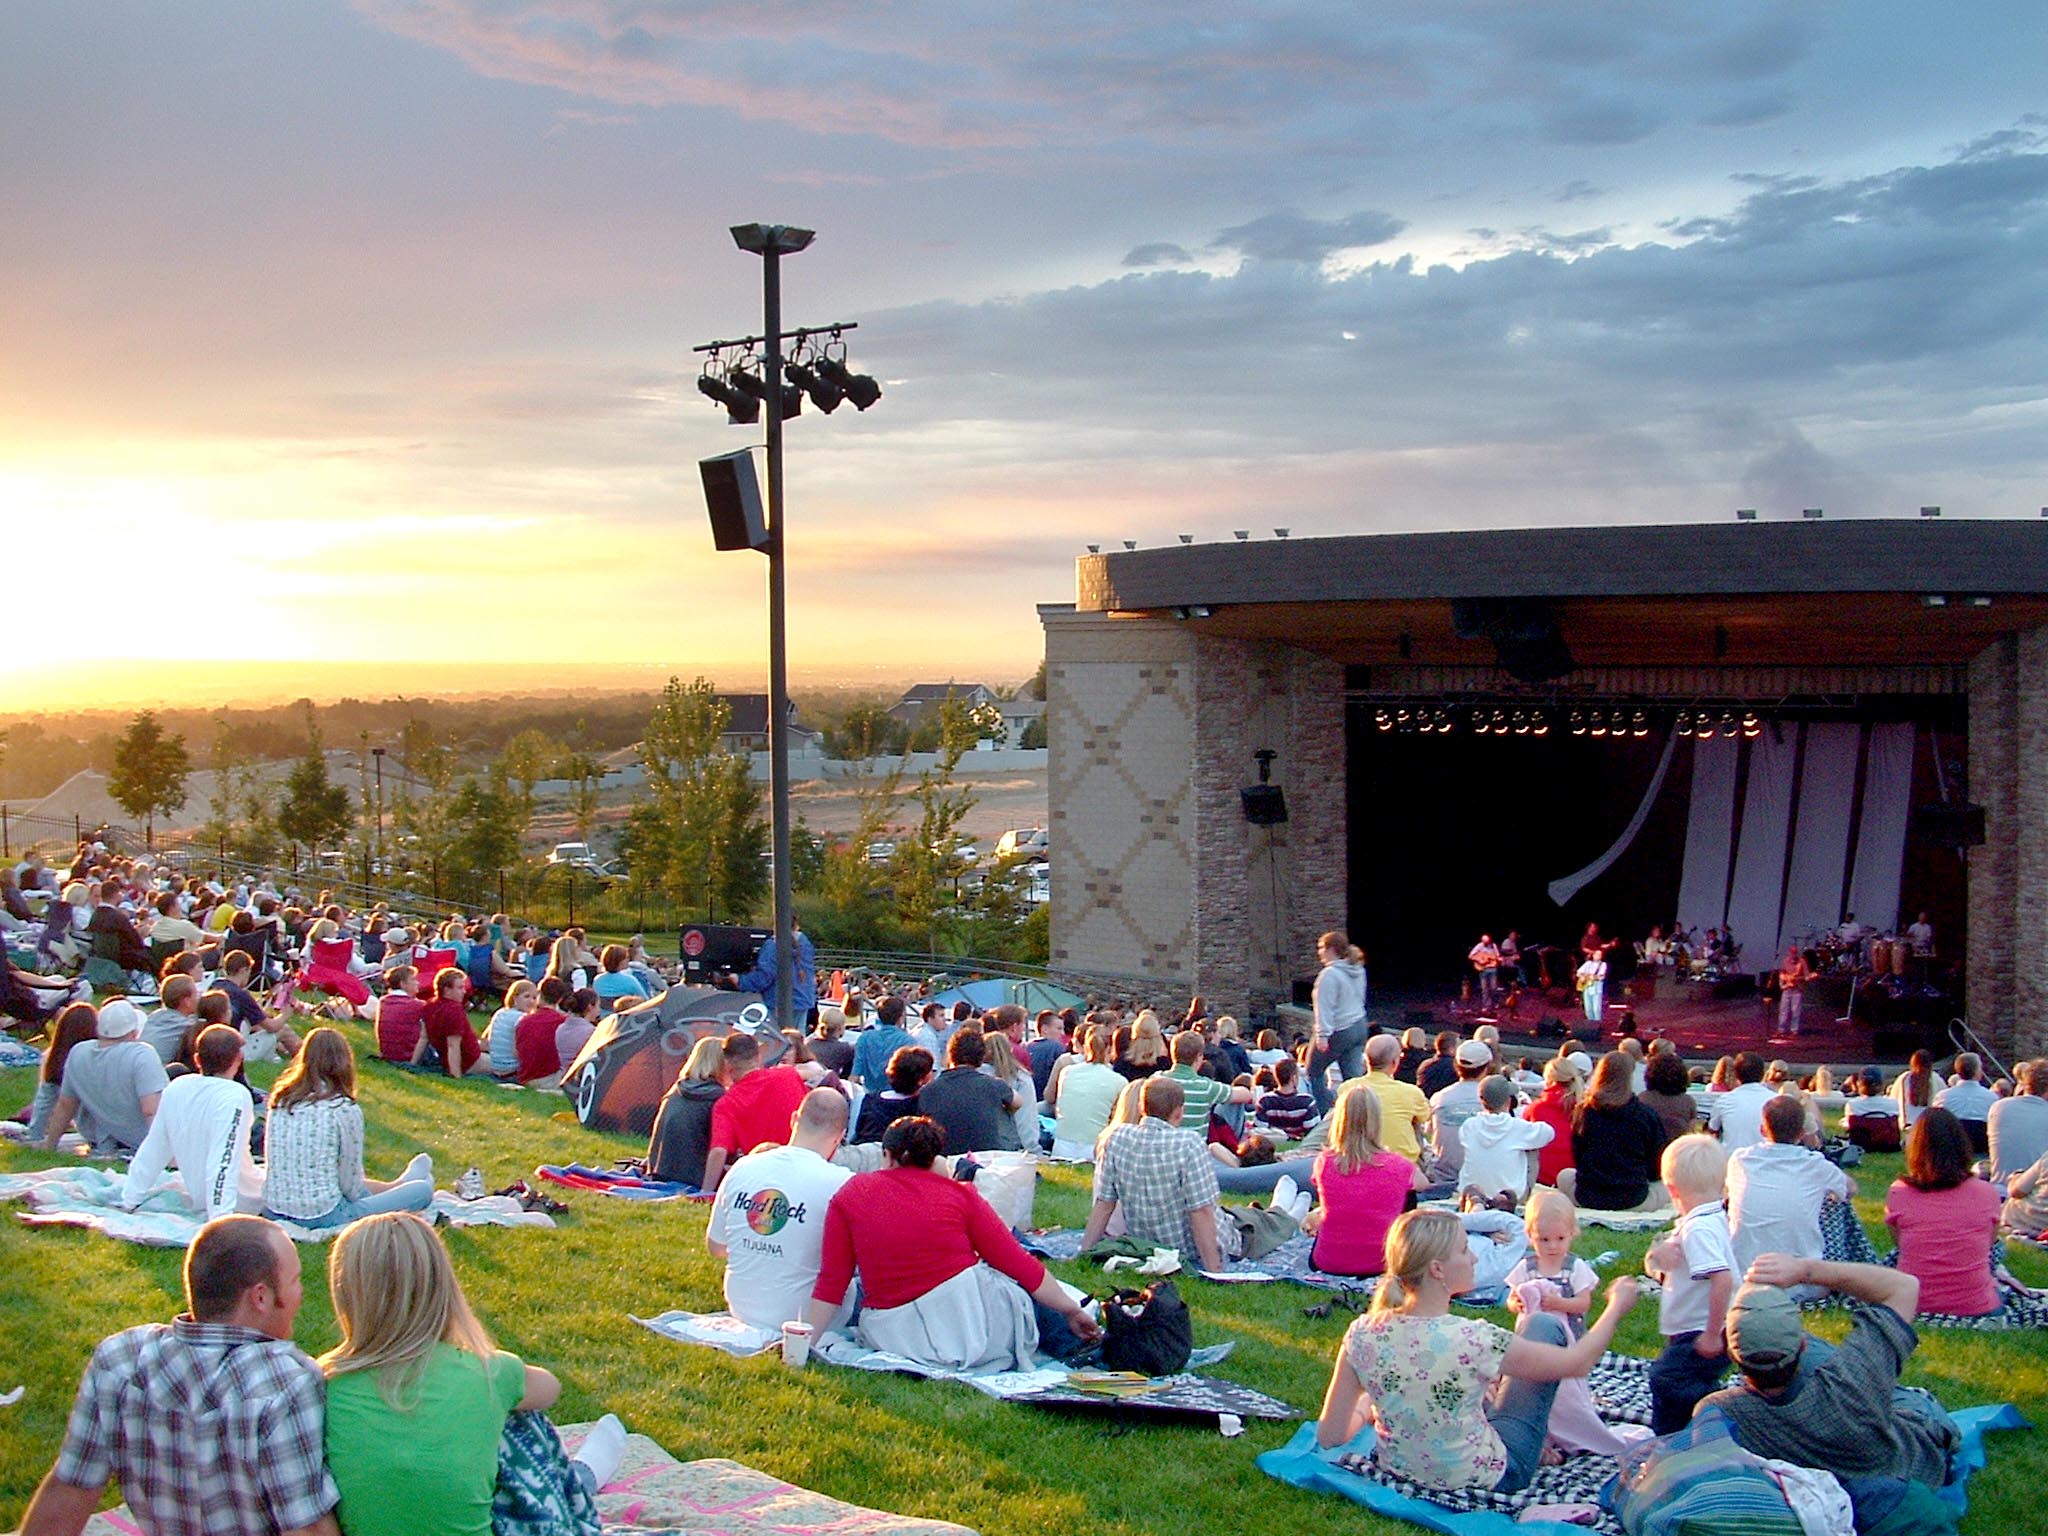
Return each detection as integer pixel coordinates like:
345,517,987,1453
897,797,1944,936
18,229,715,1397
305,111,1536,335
1098,1281,1194,1376
1610,1404,1805,1536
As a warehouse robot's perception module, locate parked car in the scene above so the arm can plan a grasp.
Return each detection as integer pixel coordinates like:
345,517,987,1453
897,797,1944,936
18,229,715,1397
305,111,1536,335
996,827,1048,858
548,842,594,866
865,838,898,864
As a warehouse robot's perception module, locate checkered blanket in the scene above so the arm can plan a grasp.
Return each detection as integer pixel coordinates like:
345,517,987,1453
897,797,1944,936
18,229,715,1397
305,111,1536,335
1025,1228,1505,1303
0,1165,554,1245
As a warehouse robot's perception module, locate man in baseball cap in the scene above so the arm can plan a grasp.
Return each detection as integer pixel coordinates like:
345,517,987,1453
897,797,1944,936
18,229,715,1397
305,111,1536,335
1424,1038,1496,1179
40,999,169,1156
1702,1253,1962,1521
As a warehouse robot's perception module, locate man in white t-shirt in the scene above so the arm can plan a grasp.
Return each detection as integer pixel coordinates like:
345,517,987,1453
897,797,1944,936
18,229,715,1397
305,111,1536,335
705,1088,854,1331
1726,1096,1854,1298
1707,1052,1776,1152
120,1025,265,1220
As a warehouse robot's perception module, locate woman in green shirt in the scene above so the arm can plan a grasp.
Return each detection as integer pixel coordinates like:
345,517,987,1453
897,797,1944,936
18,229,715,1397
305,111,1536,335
318,1213,624,1536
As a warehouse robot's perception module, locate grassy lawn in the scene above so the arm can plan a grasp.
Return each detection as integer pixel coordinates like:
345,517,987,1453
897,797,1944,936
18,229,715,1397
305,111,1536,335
1,1020,2043,1535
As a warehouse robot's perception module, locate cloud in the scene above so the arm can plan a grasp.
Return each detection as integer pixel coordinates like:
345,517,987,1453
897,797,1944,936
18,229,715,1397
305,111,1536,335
1699,93,1794,129
1554,180,1605,204
1543,97,1665,146
1210,209,1405,263
1123,242,1192,267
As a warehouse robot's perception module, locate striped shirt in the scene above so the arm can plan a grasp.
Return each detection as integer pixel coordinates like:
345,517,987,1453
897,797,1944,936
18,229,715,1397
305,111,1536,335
261,1094,370,1220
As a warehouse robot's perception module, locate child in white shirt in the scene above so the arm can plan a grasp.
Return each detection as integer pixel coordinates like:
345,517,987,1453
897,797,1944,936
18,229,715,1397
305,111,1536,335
1644,1133,1734,1434
1458,1074,1554,1205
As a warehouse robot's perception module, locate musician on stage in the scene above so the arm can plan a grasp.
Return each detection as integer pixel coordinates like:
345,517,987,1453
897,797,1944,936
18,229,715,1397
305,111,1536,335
1774,946,1813,1040
1468,934,1503,1011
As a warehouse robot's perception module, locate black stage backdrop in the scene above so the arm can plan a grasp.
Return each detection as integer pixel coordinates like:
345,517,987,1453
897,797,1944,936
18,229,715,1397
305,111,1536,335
1345,709,1690,992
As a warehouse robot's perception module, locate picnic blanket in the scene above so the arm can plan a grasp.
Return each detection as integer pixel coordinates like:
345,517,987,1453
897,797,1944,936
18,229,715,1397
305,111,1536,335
0,1166,555,1246
538,1163,706,1201
0,1036,42,1069
630,1308,1279,1418
1259,1356,2024,1536
1026,1228,1508,1305
82,1419,978,1536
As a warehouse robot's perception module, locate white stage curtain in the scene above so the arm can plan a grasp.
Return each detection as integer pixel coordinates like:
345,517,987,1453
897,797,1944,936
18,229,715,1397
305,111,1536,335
1776,724,1861,955
1724,731,1798,970
1848,723,1915,934
1676,739,1739,935
1547,730,1681,907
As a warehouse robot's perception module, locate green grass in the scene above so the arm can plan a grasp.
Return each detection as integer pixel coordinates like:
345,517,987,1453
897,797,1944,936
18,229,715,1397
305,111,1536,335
3,1027,2044,1536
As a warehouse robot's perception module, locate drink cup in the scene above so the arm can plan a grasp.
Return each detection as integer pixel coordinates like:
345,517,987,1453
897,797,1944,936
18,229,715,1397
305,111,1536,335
781,1320,814,1368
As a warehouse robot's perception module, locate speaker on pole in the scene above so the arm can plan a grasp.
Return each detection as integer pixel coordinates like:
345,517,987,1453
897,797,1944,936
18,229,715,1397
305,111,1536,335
700,449,769,552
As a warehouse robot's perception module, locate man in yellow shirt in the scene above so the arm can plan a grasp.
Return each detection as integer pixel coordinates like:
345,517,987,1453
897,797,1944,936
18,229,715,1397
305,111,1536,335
1356,1033,1432,1164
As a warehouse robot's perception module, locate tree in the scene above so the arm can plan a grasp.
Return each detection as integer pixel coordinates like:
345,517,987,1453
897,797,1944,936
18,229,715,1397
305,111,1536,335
499,729,559,840
107,711,192,845
823,699,907,760
894,694,980,945
1026,658,1047,701
1020,711,1048,750
633,677,769,921
277,742,352,858
559,751,605,844
195,715,242,860
446,769,524,892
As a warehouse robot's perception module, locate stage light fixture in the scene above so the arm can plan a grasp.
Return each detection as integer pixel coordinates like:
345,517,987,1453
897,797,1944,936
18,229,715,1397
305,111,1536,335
1922,594,1949,607
1122,540,1137,551
1569,709,1586,736
1491,708,1508,735
729,364,802,419
1921,506,1941,518
1675,711,1691,736
1374,708,1393,732
1741,711,1762,739
1234,530,1250,540
1512,709,1529,735
697,365,761,425
1966,595,1993,607
1434,709,1453,734
1736,508,1757,521
1802,507,1823,519
1086,544,1099,553
1274,528,1290,538
1632,709,1649,737
1178,533,1194,544
815,353,882,410
1470,708,1488,733
1532,711,1550,737
1719,709,1738,734
784,357,843,413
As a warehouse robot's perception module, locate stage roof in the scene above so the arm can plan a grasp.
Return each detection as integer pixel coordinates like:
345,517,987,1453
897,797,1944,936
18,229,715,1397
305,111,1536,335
1071,519,2048,667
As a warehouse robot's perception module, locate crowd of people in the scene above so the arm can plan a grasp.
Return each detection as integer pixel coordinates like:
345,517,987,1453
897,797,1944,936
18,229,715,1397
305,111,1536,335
5,873,2041,1533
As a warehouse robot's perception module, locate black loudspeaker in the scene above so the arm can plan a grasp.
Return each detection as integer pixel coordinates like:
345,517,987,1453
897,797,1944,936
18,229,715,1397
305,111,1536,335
677,922,773,984
700,450,769,551
1241,784,1289,824
1911,802,1986,848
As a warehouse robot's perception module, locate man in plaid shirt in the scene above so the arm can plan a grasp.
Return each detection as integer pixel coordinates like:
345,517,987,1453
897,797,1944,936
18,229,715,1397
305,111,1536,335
1080,1077,1298,1272
21,1214,339,1536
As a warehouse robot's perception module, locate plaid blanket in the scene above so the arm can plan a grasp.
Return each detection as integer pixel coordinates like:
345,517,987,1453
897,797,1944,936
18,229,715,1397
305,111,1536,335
0,1165,555,1246
1025,1228,1506,1304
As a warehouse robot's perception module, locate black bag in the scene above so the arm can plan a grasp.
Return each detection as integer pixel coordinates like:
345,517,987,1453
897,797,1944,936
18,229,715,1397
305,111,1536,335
1098,1281,1194,1377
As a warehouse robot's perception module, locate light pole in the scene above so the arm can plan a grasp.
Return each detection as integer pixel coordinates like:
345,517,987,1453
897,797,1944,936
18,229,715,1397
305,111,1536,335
371,747,385,875
695,223,880,1032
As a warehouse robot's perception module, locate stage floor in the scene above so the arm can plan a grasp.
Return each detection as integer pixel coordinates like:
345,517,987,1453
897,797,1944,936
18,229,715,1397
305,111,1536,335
1374,975,1954,1069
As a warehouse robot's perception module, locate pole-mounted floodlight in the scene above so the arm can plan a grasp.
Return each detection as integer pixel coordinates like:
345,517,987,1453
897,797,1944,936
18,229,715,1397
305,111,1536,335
688,222,878,1033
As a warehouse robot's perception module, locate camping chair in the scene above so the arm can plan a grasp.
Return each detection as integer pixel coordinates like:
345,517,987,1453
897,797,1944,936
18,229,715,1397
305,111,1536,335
416,946,461,986
149,937,187,975
82,930,133,994
224,929,272,980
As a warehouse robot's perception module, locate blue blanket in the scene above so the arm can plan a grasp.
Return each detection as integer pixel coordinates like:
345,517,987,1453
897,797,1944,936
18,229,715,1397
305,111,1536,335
1258,1403,2029,1536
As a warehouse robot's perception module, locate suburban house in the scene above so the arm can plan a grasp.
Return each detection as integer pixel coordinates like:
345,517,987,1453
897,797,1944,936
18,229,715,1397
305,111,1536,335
716,694,821,755
886,681,996,729
998,695,1045,747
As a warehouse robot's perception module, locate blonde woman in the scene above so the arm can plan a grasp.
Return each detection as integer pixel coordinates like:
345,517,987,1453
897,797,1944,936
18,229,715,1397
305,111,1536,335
485,979,539,1079
1305,1082,1426,1276
319,1213,625,1536
1051,1026,1127,1159
984,1030,1038,1152
1115,1011,1168,1080
1315,1208,1640,1493
262,1029,434,1229
544,934,585,988
645,1034,729,1186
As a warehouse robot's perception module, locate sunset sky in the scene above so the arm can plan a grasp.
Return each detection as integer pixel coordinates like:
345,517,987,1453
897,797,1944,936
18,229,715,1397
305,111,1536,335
4,3,2046,709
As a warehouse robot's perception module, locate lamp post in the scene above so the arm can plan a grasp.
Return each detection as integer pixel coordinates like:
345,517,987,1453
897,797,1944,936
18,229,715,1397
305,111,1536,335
371,747,385,875
694,224,880,1032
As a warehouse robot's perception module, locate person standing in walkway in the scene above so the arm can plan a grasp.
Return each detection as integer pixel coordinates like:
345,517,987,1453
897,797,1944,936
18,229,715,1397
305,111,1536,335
1308,931,1368,1115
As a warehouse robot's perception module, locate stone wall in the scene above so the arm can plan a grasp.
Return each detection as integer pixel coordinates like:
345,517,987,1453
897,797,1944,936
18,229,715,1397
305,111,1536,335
2016,629,2048,1057
1967,628,2048,1059
1042,608,1347,1019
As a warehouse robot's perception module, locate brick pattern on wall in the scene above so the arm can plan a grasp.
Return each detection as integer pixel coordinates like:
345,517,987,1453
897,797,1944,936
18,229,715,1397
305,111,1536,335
2015,630,2048,1057
1968,638,2018,1054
